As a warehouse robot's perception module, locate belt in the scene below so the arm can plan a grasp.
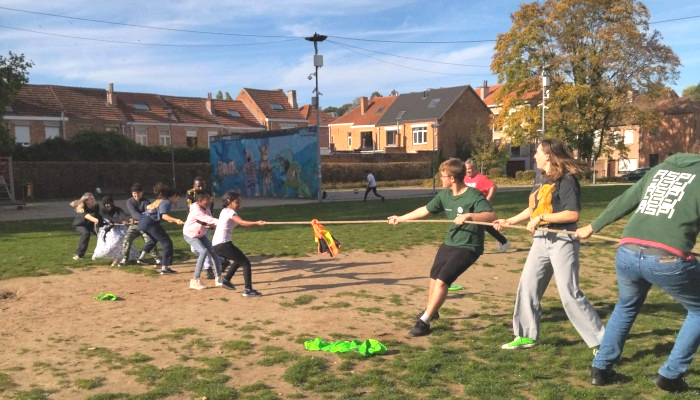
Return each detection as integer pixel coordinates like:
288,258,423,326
621,243,676,257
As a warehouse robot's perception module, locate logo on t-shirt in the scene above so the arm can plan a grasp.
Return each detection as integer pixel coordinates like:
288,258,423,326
457,206,464,214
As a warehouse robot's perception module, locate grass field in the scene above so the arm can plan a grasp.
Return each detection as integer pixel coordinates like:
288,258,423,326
0,184,698,399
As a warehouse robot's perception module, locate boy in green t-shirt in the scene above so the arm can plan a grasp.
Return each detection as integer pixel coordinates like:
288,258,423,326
388,158,496,337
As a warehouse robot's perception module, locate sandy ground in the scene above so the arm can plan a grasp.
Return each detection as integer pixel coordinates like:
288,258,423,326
0,238,580,399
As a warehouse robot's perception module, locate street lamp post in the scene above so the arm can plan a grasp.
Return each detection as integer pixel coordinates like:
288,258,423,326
541,67,550,140
431,122,439,193
305,32,327,202
168,108,176,189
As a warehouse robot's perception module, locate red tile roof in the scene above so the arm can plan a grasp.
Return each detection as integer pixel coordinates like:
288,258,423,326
299,104,337,126
330,96,398,126
238,88,306,121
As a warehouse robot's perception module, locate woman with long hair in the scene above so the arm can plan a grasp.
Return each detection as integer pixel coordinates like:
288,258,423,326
138,184,184,275
70,192,103,260
494,138,604,351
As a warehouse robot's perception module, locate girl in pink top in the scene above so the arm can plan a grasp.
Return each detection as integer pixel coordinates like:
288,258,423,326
212,191,266,297
183,191,223,290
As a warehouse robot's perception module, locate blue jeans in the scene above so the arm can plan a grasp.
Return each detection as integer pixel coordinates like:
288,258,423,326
593,245,700,379
183,234,220,279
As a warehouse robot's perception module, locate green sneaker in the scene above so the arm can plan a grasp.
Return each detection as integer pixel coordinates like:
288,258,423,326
501,336,536,349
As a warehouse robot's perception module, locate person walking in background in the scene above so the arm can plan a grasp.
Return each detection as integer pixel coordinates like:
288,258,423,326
119,183,161,267
464,159,511,253
212,191,266,296
186,176,216,279
576,153,700,393
364,169,385,202
388,158,495,337
183,190,223,290
139,184,184,275
494,138,604,352
70,192,103,260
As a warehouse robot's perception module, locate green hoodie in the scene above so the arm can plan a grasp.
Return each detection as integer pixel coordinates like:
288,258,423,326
591,153,700,258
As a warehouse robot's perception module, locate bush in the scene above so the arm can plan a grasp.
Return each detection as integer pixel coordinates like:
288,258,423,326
488,167,504,178
518,170,536,181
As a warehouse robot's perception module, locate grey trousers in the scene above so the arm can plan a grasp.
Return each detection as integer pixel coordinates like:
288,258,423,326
512,232,604,347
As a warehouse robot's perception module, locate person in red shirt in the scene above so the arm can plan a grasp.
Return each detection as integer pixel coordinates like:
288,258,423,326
464,159,511,253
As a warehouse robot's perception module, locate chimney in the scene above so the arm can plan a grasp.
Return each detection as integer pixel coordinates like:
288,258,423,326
287,90,298,109
206,92,212,114
107,83,115,106
481,80,489,100
360,96,368,115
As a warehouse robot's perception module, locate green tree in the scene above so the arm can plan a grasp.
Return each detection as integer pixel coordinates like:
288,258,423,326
681,83,700,100
225,91,233,100
215,90,224,100
491,0,680,165
470,133,510,174
324,103,353,117
0,52,34,155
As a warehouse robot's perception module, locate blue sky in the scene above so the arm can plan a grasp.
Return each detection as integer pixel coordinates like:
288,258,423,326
1,1,699,108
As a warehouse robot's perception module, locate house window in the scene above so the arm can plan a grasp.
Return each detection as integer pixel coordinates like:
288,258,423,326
135,129,148,146
427,98,441,108
376,107,384,114
186,130,197,148
412,126,427,145
624,130,634,144
45,126,60,140
361,131,373,150
227,109,241,117
159,130,171,146
131,103,149,110
649,153,659,167
270,103,284,111
207,131,217,148
347,132,352,149
279,123,297,129
14,125,30,147
510,145,521,157
396,110,406,120
386,128,397,146
105,125,119,132
78,125,92,132
650,128,659,137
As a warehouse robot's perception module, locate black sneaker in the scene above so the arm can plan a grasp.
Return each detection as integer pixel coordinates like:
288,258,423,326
136,258,148,266
221,278,236,291
242,288,262,297
413,310,440,322
408,320,430,337
590,367,616,386
205,269,215,280
652,373,688,393
160,267,177,275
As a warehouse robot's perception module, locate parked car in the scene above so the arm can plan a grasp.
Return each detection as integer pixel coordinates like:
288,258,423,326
621,167,650,181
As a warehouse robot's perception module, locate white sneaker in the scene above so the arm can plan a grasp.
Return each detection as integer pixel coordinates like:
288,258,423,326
498,241,512,253
189,278,207,290
215,277,223,287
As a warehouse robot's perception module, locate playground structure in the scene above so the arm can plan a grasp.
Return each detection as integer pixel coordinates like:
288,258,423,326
0,157,25,209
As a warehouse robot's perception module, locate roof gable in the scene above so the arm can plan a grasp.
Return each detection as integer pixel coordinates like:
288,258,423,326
330,96,398,126
299,104,337,126
376,85,471,126
238,88,305,121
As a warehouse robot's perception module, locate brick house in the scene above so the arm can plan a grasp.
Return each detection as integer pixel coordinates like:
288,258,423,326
372,85,492,159
4,83,266,148
234,88,308,131
299,104,337,152
594,97,700,178
328,95,399,152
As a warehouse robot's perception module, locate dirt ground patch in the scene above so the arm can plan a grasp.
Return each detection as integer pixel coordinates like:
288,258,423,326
0,241,617,399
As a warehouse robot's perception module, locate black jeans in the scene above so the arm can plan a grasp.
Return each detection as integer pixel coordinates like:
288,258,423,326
213,242,253,289
74,225,96,257
485,225,508,245
364,187,384,200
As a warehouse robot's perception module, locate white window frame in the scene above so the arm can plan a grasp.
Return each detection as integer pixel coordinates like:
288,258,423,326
207,131,217,148
135,129,148,146
14,125,30,147
44,125,60,140
385,128,397,147
279,123,297,129
347,132,352,149
159,130,170,146
412,125,428,145
624,129,635,144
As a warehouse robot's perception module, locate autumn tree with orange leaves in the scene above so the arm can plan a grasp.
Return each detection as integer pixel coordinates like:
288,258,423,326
491,0,680,165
